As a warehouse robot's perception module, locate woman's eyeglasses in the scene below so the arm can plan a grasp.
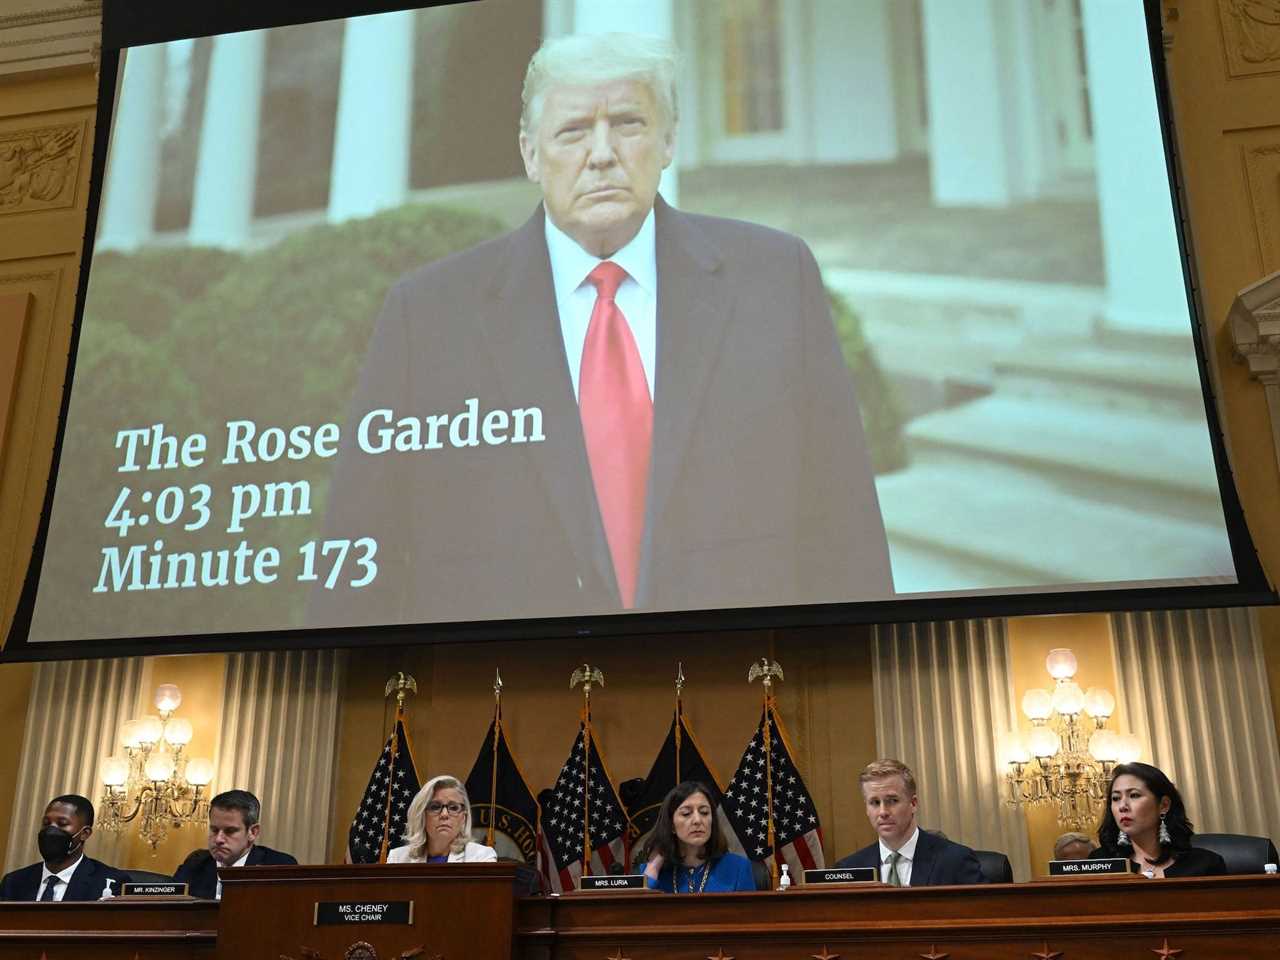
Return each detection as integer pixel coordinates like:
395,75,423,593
426,801,465,815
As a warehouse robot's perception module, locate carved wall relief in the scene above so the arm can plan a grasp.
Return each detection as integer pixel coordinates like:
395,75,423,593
1220,0,1280,76
0,122,83,214
1243,141,1280,273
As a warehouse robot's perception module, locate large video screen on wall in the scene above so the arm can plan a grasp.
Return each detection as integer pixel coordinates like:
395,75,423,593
5,0,1271,656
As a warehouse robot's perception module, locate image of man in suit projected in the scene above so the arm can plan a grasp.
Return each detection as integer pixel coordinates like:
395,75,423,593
317,32,893,626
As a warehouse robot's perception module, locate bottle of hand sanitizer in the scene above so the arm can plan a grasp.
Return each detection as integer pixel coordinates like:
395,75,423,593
777,863,792,891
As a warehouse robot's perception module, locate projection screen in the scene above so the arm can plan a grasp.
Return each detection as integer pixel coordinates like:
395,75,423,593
4,0,1272,659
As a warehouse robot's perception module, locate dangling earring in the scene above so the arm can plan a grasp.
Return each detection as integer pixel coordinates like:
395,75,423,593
1158,814,1172,846
1117,830,1130,846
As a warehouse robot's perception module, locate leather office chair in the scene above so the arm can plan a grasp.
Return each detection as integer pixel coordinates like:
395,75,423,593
972,849,1013,884
750,858,772,890
123,868,174,883
1192,833,1279,874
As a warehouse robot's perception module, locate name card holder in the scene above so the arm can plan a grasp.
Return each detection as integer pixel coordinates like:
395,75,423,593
579,874,647,891
1047,858,1136,878
121,882,189,897
804,867,880,886
314,900,414,925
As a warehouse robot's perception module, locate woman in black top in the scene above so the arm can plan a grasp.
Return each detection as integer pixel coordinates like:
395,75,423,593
1090,762,1226,878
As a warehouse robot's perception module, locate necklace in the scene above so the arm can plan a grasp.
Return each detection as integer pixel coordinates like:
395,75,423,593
679,860,711,893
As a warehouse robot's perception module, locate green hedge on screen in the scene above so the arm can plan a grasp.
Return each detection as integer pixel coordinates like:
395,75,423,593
81,203,903,473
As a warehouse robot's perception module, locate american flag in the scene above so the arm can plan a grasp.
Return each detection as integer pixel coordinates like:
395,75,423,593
721,704,824,880
621,705,745,867
346,713,421,863
536,722,630,892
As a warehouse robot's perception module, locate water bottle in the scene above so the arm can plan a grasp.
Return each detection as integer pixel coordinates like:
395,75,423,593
777,863,792,891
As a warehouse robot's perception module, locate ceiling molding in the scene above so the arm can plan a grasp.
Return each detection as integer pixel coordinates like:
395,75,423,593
0,1,102,78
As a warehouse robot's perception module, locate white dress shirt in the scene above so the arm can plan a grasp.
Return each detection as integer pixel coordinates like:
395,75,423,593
38,853,83,902
543,208,658,402
878,826,920,886
214,847,252,901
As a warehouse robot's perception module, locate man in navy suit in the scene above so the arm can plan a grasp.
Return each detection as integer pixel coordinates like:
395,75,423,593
835,759,984,886
173,789,296,900
0,794,130,901
316,32,892,629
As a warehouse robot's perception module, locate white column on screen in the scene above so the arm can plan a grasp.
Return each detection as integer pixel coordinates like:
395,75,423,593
920,0,1015,207
1003,2,1056,195
188,30,266,249
1079,0,1189,334
571,0,679,207
328,11,415,224
97,44,165,252
543,0,574,40
810,0,898,163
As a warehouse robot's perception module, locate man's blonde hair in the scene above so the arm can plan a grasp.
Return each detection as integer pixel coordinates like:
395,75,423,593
859,759,917,796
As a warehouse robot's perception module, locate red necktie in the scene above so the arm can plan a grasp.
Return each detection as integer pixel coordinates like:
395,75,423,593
579,261,652,608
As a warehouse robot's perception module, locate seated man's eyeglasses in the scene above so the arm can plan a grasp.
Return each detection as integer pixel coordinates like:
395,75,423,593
426,802,464,815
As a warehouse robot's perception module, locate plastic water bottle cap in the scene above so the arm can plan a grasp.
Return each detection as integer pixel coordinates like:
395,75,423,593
1265,863,1278,875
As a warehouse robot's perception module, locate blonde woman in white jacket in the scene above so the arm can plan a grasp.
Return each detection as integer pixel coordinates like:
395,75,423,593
387,775,497,864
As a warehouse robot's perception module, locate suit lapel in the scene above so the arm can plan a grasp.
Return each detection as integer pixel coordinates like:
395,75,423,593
65,857,98,900
478,208,616,599
910,831,936,887
19,864,42,900
647,199,730,540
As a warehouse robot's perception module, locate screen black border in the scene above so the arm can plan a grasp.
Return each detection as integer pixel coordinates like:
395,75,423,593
2,0,1272,663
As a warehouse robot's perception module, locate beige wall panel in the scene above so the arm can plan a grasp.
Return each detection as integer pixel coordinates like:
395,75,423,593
328,628,877,865
0,262,64,642
1216,0,1280,80
0,290,31,458
1241,132,1280,274
1164,0,1280,753
0,64,96,648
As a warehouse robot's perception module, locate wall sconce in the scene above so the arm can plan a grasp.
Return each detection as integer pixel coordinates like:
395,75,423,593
98,683,213,848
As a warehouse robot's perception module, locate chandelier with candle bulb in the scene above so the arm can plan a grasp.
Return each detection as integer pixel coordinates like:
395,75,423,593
98,683,214,848
1001,648,1144,830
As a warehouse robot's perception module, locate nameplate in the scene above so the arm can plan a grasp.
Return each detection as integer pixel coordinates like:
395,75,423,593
121,882,188,896
579,874,646,891
1048,858,1134,877
804,867,879,885
314,901,414,925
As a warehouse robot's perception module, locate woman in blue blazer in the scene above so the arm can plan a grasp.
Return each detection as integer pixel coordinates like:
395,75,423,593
642,781,754,893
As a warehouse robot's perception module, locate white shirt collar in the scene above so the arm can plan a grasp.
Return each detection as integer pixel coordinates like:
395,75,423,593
39,853,84,889
543,206,657,302
230,847,252,868
879,825,920,863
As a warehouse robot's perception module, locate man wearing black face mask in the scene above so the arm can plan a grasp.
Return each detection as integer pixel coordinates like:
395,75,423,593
0,795,131,901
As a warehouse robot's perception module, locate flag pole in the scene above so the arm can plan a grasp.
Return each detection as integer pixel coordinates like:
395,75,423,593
380,672,418,862
570,663,603,878
749,658,784,888
488,669,503,849
674,662,685,785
